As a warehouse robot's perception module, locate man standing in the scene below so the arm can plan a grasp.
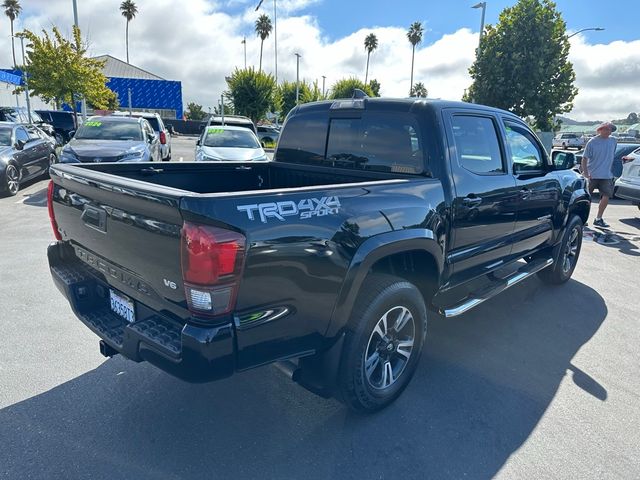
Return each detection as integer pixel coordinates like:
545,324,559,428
581,122,617,228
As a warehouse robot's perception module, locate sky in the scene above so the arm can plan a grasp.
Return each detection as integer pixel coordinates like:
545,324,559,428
2,0,639,121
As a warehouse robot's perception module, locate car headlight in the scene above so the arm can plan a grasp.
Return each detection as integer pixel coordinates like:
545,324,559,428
252,153,269,161
59,149,79,163
119,149,146,161
196,150,220,161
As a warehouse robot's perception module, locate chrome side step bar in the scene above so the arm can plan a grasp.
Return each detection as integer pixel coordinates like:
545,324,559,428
442,258,553,318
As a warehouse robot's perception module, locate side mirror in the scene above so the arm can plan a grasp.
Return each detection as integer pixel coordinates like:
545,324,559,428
15,139,25,150
68,130,76,139
148,134,156,144
196,139,201,146
551,150,576,170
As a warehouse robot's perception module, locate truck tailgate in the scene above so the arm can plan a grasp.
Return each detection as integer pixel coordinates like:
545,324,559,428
49,165,191,322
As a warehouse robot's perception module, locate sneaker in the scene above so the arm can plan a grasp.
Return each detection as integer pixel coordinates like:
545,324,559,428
593,218,610,228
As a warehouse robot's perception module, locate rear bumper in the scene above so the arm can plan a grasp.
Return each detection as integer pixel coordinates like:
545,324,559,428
48,242,235,383
614,179,640,204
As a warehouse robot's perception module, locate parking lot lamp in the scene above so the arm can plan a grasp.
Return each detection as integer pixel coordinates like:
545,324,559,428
295,53,301,104
472,2,487,56
242,36,247,68
322,75,326,98
16,35,32,123
567,27,604,39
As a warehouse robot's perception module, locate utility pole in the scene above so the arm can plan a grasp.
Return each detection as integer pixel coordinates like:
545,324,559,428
294,53,301,104
322,75,326,98
128,88,133,116
220,94,225,125
242,37,247,69
472,2,487,56
18,36,32,123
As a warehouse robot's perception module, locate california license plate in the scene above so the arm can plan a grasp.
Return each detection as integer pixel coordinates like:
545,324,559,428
109,289,135,323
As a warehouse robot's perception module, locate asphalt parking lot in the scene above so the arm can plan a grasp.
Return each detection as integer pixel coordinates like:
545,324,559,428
0,151,639,479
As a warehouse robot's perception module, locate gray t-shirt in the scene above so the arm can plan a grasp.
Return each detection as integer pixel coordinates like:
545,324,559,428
584,136,617,179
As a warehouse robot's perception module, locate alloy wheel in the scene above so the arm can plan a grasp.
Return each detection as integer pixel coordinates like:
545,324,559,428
364,306,416,390
562,226,580,274
5,164,19,195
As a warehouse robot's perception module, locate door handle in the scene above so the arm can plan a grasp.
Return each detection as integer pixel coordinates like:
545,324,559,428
462,195,483,206
81,205,107,233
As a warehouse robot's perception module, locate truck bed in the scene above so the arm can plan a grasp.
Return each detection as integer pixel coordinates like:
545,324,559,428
61,161,414,195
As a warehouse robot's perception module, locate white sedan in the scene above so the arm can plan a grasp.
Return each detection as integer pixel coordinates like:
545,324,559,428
195,125,268,162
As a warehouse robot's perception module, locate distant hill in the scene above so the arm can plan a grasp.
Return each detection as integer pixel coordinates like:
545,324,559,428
556,116,603,126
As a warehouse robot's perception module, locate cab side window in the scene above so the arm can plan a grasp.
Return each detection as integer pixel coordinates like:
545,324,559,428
451,115,504,174
15,127,29,144
504,121,546,174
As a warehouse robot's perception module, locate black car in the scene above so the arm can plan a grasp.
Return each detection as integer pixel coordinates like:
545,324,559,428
0,106,59,144
35,110,77,144
0,121,58,196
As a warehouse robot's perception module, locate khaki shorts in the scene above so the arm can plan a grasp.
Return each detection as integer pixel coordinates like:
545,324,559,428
589,178,615,197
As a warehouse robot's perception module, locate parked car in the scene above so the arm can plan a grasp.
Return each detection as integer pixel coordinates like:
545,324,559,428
111,111,171,161
195,125,268,161
615,147,640,209
59,116,161,163
0,106,60,144
257,125,280,148
206,114,257,134
47,98,589,412
0,121,57,196
573,143,640,179
552,133,585,149
616,135,637,143
35,110,77,144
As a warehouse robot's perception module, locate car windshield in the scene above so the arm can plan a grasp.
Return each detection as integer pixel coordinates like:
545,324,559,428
203,128,259,148
75,121,142,140
0,128,12,146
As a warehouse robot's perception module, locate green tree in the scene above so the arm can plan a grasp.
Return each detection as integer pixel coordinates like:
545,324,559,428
255,14,272,72
275,80,314,119
364,33,378,85
368,79,381,97
410,82,428,97
465,0,577,131
329,78,374,99
20,26,115,120
407,21,423,95
185,102,206,121
3,0,22,68
226,67,276,123
120,0,138,64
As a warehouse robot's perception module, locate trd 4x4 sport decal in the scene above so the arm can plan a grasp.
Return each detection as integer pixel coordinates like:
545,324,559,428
237,196,341,223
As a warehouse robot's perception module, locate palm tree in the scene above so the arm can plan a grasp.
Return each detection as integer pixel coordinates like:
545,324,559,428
410,82,428,97
406,21,424,95
255,14,272,72
120,0,138,64
364,33,378,85
2,0,21,68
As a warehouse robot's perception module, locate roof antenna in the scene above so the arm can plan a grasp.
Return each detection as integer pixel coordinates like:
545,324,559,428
352,89,369,99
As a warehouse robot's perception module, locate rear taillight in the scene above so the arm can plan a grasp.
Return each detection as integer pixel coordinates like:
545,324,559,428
159,131,167,145
181,222,245,317
47,181,62,241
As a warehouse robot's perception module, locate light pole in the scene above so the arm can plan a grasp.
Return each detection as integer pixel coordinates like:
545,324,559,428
242,36,247,68
322,75,326,98
16,35,32,123
472,2,487,55
256,0,277,84
568,27,604,39
294,53,301,104
72,0,87,120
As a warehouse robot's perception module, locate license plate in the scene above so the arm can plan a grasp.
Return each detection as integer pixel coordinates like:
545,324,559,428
109,289,135,323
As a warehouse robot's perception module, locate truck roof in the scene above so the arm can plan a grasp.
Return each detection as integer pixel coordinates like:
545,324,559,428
292,97,520,119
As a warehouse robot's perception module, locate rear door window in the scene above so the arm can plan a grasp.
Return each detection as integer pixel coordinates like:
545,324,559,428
275,110,328,164
15,127,29,143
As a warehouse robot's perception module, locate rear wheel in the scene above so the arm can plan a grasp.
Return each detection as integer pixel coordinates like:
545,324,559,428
538,215,583,284
338,274,427,413
3,163,20,196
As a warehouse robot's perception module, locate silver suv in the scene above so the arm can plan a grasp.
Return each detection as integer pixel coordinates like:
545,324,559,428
112,111,171,161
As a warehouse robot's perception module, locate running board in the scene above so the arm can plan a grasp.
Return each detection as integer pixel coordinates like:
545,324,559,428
441,258,553,318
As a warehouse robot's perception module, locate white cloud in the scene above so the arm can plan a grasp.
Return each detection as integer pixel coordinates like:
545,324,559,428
0,1,636,121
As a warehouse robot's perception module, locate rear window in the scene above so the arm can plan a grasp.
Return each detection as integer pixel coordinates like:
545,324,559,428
277,111,425,174
50,112,76,128
140,116,160,131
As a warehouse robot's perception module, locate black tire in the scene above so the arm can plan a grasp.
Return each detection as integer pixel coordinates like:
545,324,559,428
537,215,583,285
337,273,427,413
2,163,20,197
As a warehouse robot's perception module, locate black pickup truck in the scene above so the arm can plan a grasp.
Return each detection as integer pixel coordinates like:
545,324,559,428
47,98,590,412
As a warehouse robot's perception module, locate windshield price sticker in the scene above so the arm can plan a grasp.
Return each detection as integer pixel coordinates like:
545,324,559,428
85,121,102,127
207,128,224,134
